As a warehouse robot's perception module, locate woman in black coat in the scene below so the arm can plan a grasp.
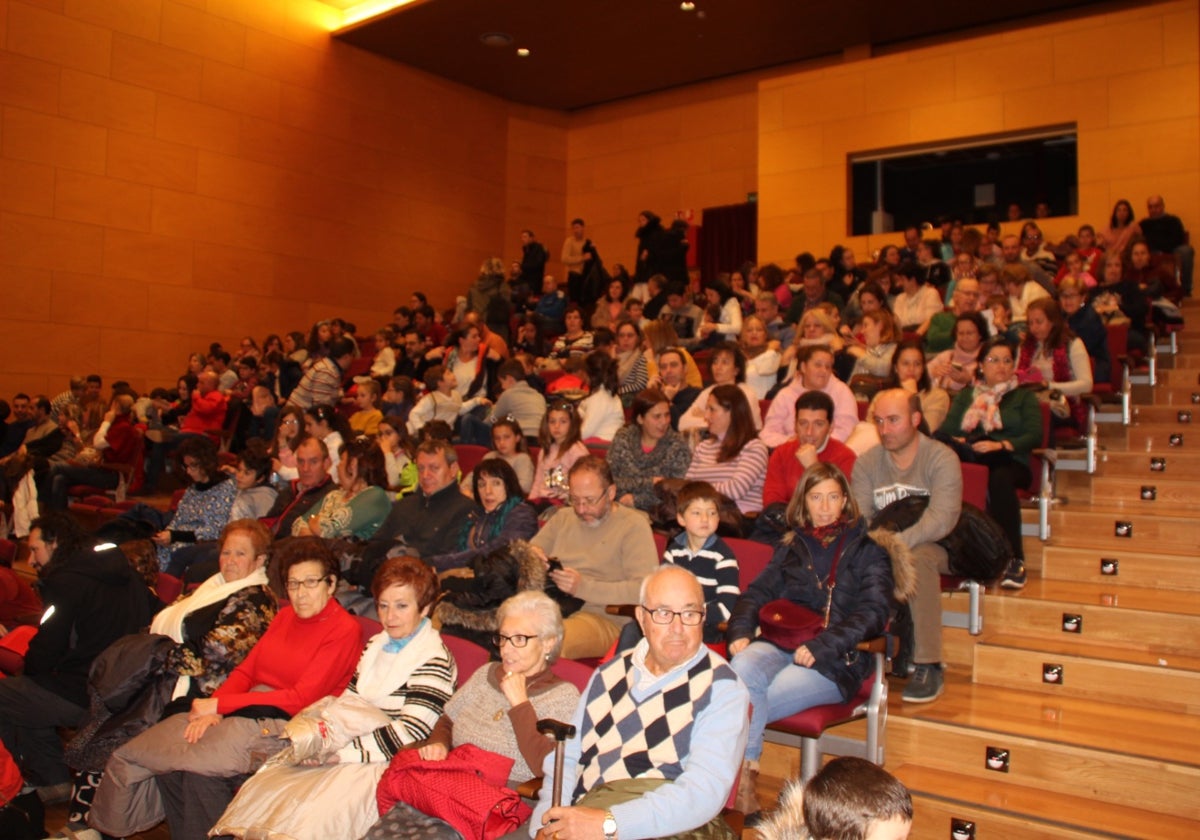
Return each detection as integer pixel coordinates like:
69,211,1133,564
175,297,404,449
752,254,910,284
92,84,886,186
727,463,909,817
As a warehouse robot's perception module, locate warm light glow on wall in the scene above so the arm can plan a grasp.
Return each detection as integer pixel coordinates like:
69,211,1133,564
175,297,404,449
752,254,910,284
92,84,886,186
337,0,421,29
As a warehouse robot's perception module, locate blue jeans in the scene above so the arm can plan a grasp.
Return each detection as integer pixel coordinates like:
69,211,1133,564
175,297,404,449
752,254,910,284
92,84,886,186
731,640,844,760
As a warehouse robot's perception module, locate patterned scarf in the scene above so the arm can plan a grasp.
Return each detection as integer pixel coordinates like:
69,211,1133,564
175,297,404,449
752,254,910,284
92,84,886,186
961,376,1018,434
804,517,851,549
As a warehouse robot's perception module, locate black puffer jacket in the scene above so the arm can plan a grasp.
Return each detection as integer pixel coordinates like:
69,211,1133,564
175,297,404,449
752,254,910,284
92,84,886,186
726,518,898,701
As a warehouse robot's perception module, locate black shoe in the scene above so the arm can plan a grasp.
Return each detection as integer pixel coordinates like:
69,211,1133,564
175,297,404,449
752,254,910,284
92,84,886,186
1001,558,1027,589
902,663,944,703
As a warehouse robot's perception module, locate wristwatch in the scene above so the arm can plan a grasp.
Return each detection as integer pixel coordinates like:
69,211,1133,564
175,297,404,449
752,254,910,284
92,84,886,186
602,811,618,840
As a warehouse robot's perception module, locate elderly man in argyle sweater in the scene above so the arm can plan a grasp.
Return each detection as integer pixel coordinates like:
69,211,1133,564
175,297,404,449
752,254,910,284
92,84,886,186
531,565,749,840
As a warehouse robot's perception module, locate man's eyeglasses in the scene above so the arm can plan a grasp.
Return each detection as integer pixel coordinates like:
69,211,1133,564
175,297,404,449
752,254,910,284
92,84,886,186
492,633,535,648
640,605,705,626
568,490,609,507
983,356,1014,365
285,576,330,592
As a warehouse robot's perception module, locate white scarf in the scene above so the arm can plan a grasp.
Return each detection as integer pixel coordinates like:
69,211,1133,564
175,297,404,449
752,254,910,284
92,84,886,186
352,619,445,703
149,566,270,700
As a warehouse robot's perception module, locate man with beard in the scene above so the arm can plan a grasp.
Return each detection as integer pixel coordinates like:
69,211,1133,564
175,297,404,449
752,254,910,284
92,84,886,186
529,457,658,659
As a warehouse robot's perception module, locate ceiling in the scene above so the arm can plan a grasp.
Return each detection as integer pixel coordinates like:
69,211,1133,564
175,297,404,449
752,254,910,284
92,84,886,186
333,0,1115,111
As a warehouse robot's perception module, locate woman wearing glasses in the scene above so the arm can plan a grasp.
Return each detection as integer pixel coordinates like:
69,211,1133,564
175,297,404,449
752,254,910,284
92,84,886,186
368,591,580,840
937,337,1041,590
89,538,361,840
212,556,456,840
726,463,898,821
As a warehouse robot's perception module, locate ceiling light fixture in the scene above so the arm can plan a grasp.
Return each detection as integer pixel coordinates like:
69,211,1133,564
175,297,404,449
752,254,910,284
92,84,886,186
516,47,531,57
680,1,696,10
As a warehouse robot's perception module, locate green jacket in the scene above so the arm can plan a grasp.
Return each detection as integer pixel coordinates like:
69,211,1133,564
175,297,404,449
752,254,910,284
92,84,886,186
939,385,1042,468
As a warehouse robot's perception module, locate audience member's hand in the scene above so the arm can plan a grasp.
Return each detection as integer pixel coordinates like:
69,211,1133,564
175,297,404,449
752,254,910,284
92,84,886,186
795,443,818,468
971,440,1006,454
618,493,635,507
499,669,529,707
539,806,606,840
418,743,449,762
184,714,222,744
728,638,750,657
549,566,581,596
793,645,815,667
152,530,171,547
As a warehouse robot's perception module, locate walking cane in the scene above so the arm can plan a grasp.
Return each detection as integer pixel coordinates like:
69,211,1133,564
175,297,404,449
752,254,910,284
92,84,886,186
536,718,576,808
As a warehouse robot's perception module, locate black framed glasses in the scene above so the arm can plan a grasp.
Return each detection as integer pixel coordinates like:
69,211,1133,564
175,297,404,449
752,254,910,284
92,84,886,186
639,605,705,626
492,633,535,648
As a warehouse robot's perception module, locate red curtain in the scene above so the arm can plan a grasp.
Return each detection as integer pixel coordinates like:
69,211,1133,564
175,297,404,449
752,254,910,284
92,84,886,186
697,202,757,286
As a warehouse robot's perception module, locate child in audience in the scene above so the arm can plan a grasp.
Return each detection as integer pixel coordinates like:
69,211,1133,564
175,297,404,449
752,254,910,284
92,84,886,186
616,481,738,654
381,376,415,428
349,380,383,436
376,417,417,495
368,327,396,381
985,293,1018,342
485,418,534,495
406,366,486,437
528,400,587,505
757,757,913,840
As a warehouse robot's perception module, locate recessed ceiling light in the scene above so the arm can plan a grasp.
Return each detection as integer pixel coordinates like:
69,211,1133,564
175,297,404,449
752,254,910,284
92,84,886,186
517,47,531,57
480,32,513,47
680,1,696,10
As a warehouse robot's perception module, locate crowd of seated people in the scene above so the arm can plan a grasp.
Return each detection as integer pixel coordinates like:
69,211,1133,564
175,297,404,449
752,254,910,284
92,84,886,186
0,196,1192,839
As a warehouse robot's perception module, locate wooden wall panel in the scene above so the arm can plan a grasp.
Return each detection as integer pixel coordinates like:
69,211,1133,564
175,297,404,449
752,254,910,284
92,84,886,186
757,0,1200,264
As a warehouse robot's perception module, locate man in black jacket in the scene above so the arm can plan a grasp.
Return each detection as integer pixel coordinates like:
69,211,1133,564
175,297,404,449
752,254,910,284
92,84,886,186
520,229,549,294
0,513,155,795
347,440,480,593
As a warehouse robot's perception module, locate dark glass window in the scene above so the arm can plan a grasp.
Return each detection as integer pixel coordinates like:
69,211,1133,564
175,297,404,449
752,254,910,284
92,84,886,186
850,127,1078,235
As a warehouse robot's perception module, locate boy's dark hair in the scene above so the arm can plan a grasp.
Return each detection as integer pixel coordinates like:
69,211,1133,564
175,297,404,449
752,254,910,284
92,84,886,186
423,365,446,393
497,359,526,382
86,374,102,386
802,757,912,840
675,481,721,518
591,327,615,350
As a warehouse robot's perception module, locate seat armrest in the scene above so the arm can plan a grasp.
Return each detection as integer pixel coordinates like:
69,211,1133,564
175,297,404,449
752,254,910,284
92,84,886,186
605,604,637,618
517,777,542,799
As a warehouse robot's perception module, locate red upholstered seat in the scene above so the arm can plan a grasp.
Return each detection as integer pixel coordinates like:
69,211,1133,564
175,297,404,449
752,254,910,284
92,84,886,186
767,672,874,739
